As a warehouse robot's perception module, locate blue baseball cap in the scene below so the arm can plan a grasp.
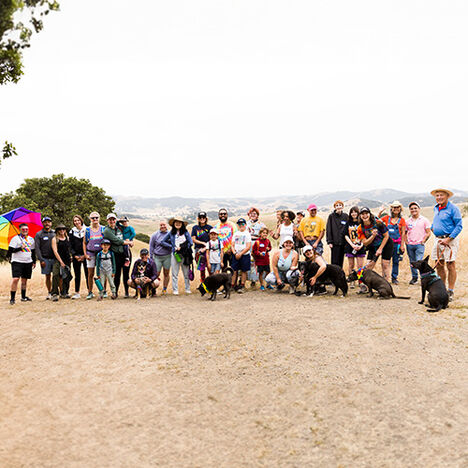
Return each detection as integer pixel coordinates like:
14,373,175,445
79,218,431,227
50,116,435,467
237,218,246,225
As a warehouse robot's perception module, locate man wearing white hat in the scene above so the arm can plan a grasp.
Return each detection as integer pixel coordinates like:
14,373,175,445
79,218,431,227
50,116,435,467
430,188,463,301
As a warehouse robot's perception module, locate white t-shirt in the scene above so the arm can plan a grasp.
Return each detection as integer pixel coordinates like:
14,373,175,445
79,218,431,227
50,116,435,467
279,223,294,246
175,233,185,248
9,235,35,263
207,239,222,264
232,230,252,254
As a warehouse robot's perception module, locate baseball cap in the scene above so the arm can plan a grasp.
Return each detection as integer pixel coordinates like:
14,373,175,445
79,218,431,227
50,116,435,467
42,216,52,222
198,211,207,218
302,244,313,254
308,204,318,211
106,213,117,220
101,239,111,245
360,207,371,214
281,235,294,246
140,248,149,255
210,228,218,234
237,218,246,225
408,201,420,209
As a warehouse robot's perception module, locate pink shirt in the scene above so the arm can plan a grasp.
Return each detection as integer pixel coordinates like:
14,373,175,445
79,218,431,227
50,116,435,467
405,215,430,245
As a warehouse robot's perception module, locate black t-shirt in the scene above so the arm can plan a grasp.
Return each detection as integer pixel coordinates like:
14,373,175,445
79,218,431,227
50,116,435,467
191,224,212,249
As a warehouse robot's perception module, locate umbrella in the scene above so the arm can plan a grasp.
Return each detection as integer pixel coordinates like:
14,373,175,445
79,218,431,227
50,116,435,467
0,207,43,250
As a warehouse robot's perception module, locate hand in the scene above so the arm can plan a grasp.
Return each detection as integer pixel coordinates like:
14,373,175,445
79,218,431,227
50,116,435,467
277,278,283,286
85,254,91,261
376,248,382,257
96,276,100,280
261,252,266,256
40,261,45,268
328,243,333,249
130,241,134,247
309,277,317,286
313,241,318,250
124,240,131,245
176,247,180,252
32,263,36,269
439,238,451,246
220,263,224,268
371,229,378,237
60,262,65,268
400,246,405,254
236,253,241,260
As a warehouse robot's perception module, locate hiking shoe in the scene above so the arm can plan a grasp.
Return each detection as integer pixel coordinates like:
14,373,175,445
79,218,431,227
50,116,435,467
173,291,179,296
46,293,52,300
21,296,32,302
71,293,81,299
237,286,246,294
124,293,130,299
51,295,59,302
61,294,71,299
10,299,15,305
260,285,265,291
392,279,399,285
266,285,274,290
448,290,454,302
277,283,285,291
86,292,94,300
409,278,418,285
289,286,295,294
162,288,167,295
185,290,192,295
111,294,117,300
103,291,108,298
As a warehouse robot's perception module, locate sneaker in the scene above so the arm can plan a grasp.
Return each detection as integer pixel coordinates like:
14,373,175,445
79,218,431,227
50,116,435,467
448,290,454,302
409,278,418,285
162,287,167,295
173,291,179,296
71,293,80,299
46,293,52,300
111,294,117,300
86,292,94,300
51,295,59,302
97,295,103,302
250,281,256,288
260,285,265,291
266,285,274,290
124,293,130,299
185,290,192,295
21,296,32,302
10,299,15,305
289,286,295,294
103,291,108,299
350,281,356,289
237,286,245,294
61,294,71,299
392,279,399,285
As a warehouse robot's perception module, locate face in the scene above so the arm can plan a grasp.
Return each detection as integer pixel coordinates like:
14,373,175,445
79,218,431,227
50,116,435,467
350,210,359,220
304,249,313,259
360,212,370,223
308,209,317,217
409,205,420,217
297,214,304,222
435,191,448,205
73,217,82,228
238,223,246,231
122,220,129,227
56,228,66,237
198,215,207,225
335,203,343,213
219,211,228,222
108,217,116,228
260,230,267,239
174,220,182,229
90,214,100,224
249,211,258,221
159,221,167,232
282,213,291,223
210,232,218,240
276,211,282,220
141,253,149,262
283,240,293,250
102,243,110,251
391,206,401,216
20,225,29,236
43,220,52,230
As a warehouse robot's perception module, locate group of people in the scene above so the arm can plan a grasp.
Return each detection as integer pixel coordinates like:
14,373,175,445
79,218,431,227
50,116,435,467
7,188,463,305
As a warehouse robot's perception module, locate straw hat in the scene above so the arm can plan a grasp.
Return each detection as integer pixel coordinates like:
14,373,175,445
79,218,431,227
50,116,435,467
389,200,403,209
168,216,188,227
430,188,453,198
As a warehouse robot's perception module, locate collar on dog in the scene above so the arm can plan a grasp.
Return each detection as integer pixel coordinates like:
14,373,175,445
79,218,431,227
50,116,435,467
421,271,440,286
356,267,365,281
201,282,211,294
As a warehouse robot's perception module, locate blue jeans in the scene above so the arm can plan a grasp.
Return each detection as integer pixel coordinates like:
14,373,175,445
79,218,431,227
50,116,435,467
391,242,401,280
407,244,426,279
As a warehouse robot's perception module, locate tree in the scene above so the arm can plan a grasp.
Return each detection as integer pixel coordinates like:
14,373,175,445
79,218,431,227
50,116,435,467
0,173,115,226
1,0,60,85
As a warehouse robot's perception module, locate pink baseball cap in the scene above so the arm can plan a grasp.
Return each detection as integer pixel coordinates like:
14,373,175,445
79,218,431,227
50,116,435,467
308,204,318,211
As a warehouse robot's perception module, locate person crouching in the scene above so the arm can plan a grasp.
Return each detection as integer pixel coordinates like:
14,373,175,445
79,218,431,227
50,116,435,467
128,248,160,298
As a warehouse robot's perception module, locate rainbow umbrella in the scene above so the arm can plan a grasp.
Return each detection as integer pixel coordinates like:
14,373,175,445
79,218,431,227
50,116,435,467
0,207,43,250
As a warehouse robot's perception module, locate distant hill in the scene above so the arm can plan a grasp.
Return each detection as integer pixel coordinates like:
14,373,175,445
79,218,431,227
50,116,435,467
114,188,468,218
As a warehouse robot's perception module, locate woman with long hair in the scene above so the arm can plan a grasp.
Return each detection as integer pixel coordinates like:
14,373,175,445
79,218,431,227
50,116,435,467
344,206,366,286
69,215,88,299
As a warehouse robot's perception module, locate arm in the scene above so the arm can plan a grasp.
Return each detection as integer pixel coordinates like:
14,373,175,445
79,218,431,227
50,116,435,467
272,224,281,240
272,252,281,283
149,233,156,258
400,224,407,252
290,251,299,270
103,228,125,246
449,208,463,239
160,233,173,251
239,241,251,257
69,231,77,257
128,226,136,241
423,227,431,243
326,216,332,245
309,255,327,285
376,232,389,255
35,233,44,263
111,252,116,275
31,248,36,264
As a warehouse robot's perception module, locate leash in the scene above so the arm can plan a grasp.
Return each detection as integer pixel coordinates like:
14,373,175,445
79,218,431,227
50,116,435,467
434,239,453,268
201,282,211,294
420,271,441,287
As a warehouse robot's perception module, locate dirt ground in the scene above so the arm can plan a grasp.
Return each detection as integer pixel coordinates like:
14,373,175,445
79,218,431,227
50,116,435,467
1,233,467,467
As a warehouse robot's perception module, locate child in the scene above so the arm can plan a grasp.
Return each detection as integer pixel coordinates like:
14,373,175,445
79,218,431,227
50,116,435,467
252,227,272,290
95,239,116,300
206,229,223,274
117,216,136,267
231,218,252,293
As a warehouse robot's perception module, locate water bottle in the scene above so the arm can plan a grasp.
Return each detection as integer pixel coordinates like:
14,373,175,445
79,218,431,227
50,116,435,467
174,252,182,263
94,277,104,292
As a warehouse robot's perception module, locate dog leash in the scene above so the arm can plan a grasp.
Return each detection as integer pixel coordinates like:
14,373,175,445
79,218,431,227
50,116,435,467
201,282,211,294
435,240,453,267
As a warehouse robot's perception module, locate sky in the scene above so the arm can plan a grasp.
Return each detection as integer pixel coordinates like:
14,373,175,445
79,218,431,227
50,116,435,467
1,0,468,199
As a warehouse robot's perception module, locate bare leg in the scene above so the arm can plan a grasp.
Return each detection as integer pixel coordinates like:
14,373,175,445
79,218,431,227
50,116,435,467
436,261,446,285
10,277,19,292
381,259,391,281
87,267,95,293
447,261,457,290
347,256,355,274
163,268,170,289
45,273,51,293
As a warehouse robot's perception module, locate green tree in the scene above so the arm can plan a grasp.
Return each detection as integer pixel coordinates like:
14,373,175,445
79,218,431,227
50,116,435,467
0,173,115,226
1,0,60,85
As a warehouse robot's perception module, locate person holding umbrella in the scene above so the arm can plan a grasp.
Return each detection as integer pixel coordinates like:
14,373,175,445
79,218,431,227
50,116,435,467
8,223,36,305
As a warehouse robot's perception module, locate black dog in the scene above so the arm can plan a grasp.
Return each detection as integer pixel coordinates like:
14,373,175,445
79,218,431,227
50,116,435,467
410,256,449,312
197,268,233,301
347,268,409,299
299,261,348,296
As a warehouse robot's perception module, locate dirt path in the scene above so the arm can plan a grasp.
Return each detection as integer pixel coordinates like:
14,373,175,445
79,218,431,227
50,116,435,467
1,281,467,467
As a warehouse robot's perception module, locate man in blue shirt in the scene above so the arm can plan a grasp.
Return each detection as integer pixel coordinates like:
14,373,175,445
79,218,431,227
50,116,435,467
430,188,463,301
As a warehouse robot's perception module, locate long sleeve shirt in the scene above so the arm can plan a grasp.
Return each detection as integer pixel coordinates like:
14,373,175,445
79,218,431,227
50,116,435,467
34,229,55,261
149,231,172,257
431,202,463,239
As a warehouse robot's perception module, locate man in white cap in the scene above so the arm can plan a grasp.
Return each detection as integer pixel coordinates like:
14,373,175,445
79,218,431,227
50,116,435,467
430,188,463,301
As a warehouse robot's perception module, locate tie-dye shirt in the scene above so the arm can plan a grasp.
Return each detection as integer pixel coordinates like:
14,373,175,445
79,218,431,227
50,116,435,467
214,221,237,253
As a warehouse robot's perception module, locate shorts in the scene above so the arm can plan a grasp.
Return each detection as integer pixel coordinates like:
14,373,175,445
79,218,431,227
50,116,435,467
210,263,221,274
256,264,271,275
231,254,251,272
86,253,97,268
40,258,54,275
431,237,459,262
11,261,33,279
153,254,172,272
367,239,393,261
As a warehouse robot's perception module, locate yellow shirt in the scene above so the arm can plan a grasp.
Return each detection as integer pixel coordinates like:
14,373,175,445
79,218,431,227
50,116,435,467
298,215,325,238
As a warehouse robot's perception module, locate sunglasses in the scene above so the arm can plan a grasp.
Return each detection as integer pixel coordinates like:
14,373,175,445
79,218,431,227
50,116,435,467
91,217,99,220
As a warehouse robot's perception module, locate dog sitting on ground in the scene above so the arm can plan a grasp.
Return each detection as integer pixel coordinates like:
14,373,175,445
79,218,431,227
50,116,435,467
197,268,233,301
134,262,150,299
299,261,348,296
410,256,449,312
347,268,410,299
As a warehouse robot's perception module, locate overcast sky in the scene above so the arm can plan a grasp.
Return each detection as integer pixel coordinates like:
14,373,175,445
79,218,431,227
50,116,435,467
1,0,467,198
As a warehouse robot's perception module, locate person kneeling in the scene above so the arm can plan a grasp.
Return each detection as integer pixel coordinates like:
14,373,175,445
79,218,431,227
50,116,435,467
265,236,300,293
128,248,160,299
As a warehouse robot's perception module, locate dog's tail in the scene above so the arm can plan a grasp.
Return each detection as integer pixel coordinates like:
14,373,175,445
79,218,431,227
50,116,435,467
426,305,443,313
223,267,234,277
393,295,411,300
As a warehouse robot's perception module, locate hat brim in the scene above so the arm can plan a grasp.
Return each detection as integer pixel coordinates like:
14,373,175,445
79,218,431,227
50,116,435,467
431,188,453,198
168,217,188,227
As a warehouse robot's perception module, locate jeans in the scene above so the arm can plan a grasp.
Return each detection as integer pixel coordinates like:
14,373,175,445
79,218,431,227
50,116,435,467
265,269,299,287
391,242,402,280
171,254,190,292
407,244,426,279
